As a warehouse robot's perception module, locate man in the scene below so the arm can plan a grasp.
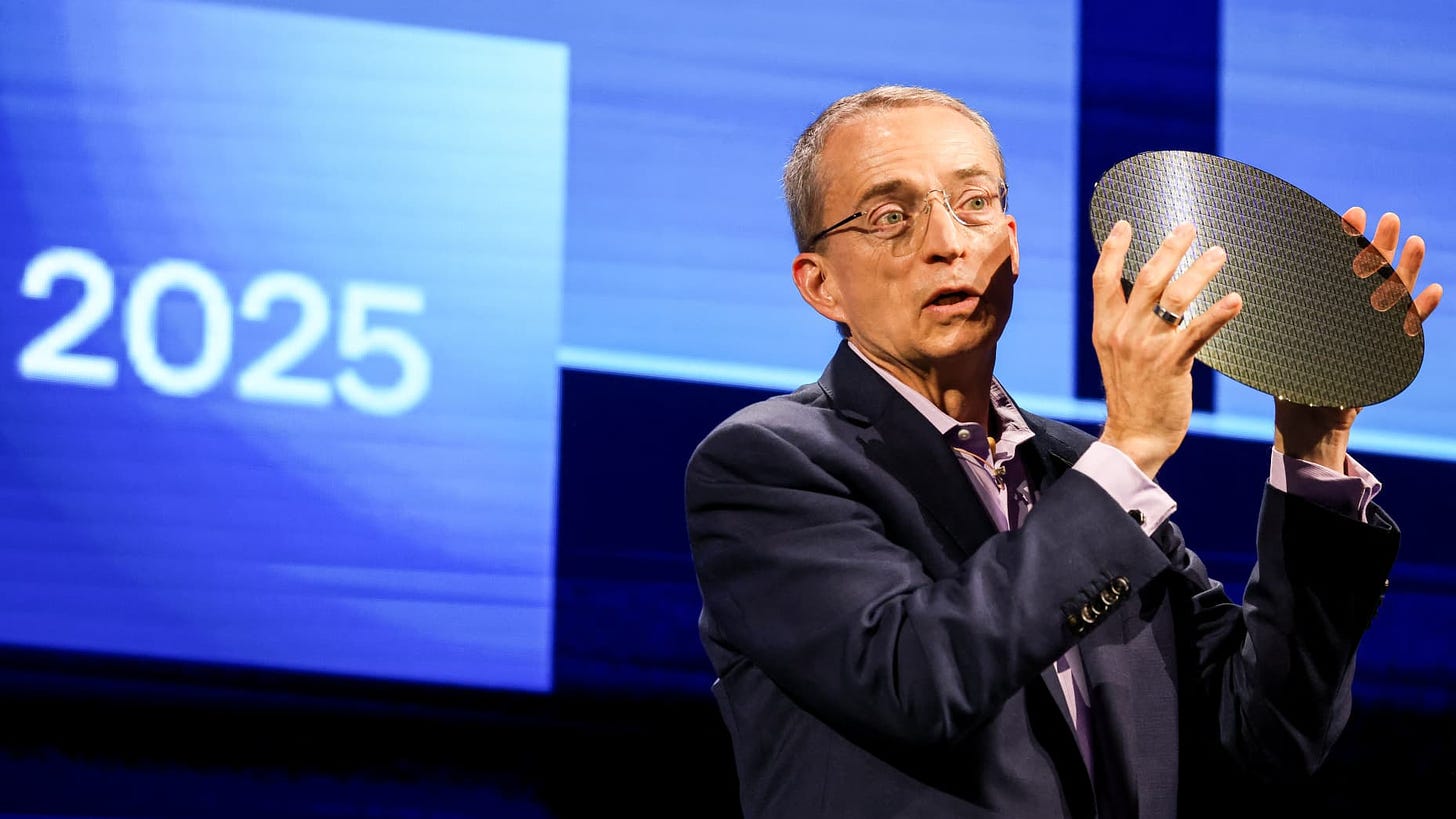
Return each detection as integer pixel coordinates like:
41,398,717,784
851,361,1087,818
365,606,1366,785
684,85,1443,817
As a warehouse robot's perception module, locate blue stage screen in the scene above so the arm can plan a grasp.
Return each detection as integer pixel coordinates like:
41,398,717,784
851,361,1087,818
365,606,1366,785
0,0,1080,691
550,1,1082,406
1219,0,1456,460
0,0,568,690
1,0,1451,698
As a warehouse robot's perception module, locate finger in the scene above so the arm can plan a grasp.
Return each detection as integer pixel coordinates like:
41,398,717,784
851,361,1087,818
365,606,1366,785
1160,244,1227,314
1394,234,1426,294
1405,283,1443,336
1353,242,1386,279
1371,211,1401,264
1091,220,1132,321
1341,206,1367,237
1415,282,1444,319
1178,291,1244,361
1128,222,1196,313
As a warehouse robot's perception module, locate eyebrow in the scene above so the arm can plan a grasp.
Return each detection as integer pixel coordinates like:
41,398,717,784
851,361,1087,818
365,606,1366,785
853,167,998,208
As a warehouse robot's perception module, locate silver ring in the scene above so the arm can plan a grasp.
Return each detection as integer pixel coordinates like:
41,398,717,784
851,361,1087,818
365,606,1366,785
1152,303,1183,326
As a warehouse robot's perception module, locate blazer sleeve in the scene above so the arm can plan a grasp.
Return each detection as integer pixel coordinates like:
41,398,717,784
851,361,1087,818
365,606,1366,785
1169,484,1399,780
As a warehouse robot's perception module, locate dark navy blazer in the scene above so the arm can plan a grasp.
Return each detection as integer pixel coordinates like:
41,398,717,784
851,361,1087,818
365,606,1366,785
686,341,1397,818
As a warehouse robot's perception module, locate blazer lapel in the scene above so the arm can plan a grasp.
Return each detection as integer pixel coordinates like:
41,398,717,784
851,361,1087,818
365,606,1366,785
1017,409,1089,489
819,343,999,558
822,347,1125,807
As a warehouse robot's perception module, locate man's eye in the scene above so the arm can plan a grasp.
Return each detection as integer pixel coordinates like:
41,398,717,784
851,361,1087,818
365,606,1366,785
964,195,990,211
873,209,907,227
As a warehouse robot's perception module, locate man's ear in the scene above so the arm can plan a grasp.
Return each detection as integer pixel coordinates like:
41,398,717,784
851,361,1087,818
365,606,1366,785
1006,214,1020,280
792,252,848,324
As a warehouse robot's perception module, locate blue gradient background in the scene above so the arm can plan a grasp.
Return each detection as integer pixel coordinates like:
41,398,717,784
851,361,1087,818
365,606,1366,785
1218,0,1456,459
0,0,1450,702
0,0,568,690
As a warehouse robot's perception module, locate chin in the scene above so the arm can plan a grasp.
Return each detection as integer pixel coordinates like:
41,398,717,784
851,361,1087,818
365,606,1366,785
923,334,993,364
946,314,1004,347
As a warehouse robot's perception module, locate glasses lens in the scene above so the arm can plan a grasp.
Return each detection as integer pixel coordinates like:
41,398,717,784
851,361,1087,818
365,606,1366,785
887,188,1005,257
890,202,933,257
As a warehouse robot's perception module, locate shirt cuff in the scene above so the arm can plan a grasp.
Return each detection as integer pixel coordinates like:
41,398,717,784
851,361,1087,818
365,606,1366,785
1269,448,1381,522
1073,441,1177,535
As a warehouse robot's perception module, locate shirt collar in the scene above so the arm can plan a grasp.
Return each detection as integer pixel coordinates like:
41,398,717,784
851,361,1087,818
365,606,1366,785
846,341,1034,450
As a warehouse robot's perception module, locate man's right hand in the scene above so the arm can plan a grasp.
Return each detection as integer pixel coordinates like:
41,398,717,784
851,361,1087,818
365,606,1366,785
1091,220,1243,480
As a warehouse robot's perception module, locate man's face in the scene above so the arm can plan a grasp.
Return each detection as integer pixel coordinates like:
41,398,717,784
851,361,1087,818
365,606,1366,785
794,105,1019,378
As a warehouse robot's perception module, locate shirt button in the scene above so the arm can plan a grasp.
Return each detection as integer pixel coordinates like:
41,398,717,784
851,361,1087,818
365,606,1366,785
956,428,972,441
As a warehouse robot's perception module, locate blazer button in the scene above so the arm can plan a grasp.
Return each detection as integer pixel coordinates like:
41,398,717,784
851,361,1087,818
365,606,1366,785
1081,603,1097,624
1128,509,1146,525
1100,587,1119,606
1067,613,1085,634
1111,576,1131,595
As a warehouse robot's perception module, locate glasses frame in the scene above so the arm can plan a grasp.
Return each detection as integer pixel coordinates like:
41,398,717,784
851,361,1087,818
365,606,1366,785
807,181,1010,251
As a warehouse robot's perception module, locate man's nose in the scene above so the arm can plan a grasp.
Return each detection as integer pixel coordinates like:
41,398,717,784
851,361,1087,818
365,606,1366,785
914,192,968,259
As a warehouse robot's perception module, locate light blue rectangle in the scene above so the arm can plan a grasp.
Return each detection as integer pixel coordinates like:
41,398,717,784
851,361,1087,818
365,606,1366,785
0,0,569,690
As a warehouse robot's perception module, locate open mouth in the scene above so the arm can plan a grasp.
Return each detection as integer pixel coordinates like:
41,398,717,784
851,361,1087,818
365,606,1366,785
928,290,973,307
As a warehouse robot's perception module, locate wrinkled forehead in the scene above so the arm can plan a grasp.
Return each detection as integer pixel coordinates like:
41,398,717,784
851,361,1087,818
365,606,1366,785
817,105,1001,212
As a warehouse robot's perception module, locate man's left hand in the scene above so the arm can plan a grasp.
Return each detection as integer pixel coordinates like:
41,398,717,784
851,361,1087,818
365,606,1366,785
1274,207,1444,471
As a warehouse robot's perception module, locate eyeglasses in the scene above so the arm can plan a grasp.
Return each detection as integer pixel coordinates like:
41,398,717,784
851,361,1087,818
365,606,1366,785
808,182,1009,256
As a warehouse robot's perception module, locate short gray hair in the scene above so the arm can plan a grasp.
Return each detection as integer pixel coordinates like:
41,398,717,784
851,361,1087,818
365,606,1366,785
783,85,1005,254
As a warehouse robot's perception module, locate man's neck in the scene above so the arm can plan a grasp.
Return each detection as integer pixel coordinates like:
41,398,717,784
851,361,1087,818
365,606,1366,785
847,340,995,428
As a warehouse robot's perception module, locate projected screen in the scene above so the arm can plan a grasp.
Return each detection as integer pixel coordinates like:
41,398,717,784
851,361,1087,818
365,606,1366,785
0,0,1078,690
2,0,1449,695
550,3,1082,404
0,0,568,690
1219,0,1456,460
